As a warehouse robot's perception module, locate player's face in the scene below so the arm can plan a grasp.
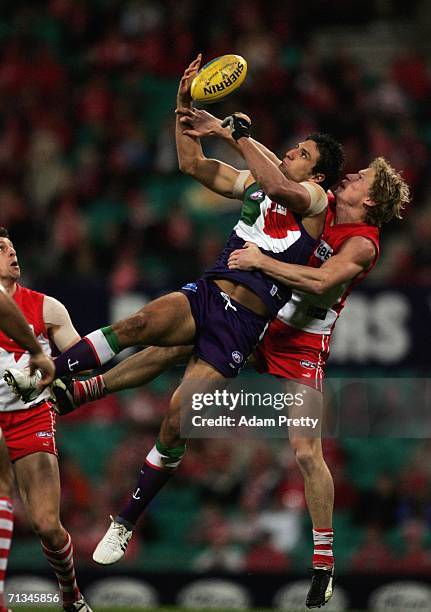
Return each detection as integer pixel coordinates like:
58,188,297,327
280,140,321,183
335,167,376,208
0,238,20,281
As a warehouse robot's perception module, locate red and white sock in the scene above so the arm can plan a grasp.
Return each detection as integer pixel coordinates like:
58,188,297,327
41,532,81,605
73,375,106,406
312,528,334,569
0,497,13,611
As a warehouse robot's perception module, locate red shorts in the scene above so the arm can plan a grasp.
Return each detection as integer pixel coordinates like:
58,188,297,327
0,401,57,462
254,319,330,392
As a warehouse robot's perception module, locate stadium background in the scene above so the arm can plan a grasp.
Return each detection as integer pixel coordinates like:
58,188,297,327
2,0,431,609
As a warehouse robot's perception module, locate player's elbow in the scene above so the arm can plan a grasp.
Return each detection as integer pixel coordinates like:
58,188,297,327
265,184,307,213
178,159,194,175
178,156,204,177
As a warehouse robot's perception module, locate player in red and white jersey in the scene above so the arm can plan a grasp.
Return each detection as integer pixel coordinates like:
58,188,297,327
251,188,380,392
227,157,409,607
0,228,93,612
0,246,54,612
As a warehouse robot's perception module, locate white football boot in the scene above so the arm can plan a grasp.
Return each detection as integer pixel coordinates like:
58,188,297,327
4,368,42,403
93,516,133,565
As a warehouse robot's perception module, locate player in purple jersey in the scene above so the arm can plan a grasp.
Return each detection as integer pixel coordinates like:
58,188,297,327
5,57,344,586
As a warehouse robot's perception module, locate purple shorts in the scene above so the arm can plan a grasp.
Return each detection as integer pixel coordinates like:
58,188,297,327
181,278,269,378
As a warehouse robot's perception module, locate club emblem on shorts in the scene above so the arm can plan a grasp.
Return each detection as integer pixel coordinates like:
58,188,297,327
182,282,198,292
250,189,264,201
36,431,53,438
231,351,244,364
300,360,317,369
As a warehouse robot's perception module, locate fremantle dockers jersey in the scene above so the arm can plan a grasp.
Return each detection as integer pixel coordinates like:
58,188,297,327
204,182,317,317
277,192,380,334
0,284,51,411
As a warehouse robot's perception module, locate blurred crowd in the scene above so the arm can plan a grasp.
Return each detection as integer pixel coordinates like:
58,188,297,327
4,0,431,576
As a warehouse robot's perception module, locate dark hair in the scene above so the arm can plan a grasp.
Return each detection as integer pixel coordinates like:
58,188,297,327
0,227,10,239
306,133,345,191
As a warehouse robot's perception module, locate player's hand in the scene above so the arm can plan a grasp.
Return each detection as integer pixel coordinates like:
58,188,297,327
177,54,202,106
176,108,223,138
221,112,251,141
228,242,263,271
29,351,55,386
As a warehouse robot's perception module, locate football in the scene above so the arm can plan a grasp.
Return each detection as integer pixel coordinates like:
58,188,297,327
191,54,247,104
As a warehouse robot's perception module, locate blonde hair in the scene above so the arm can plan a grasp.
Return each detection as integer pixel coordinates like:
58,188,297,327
366,157,410,227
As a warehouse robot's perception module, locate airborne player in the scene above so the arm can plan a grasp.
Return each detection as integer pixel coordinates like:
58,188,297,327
6,57,410,609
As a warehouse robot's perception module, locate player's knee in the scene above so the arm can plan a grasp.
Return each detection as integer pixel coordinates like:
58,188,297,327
0,469,14,498
31,512,61,541
114,310,150,341
292,439,321,474
167,345,193,366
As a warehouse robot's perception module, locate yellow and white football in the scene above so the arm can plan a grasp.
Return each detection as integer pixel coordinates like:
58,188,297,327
191,54,247,104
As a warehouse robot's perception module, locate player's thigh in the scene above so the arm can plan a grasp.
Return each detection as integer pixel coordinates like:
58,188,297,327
113,291,196,346
14,451,61,520
0,429,14,495
284,380,323,440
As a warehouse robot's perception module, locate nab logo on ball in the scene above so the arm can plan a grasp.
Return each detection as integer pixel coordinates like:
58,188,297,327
191,54,248,103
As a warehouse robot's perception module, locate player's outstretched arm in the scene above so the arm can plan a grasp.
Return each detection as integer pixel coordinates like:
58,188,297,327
178,107,282,166
0,291,55,384
228,237,376,294
222,115,313,214
175,58,252,200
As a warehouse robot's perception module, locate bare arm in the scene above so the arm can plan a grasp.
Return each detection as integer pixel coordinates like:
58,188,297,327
228,237,376,295
43,296,81,352
235,137,313,214
175,57,252,199
0,291,54,383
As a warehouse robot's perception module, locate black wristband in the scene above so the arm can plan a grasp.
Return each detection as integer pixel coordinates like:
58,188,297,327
221,114,251,141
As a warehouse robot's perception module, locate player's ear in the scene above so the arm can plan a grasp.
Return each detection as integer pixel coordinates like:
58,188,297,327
311,173,325,185
363,197,377,210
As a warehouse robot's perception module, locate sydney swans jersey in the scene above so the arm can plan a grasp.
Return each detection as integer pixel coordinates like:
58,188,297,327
277,192,380,334
204,182,317,317
0,285,51,411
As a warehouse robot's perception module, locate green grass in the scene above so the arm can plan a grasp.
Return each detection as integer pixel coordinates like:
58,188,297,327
12,608,366,612
13,608,276,612
12,608,285,612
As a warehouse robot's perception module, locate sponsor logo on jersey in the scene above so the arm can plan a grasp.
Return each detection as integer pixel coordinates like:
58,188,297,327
182,282,198,292
270,203,287,216
300,360,317,369
314,239,333,262
36,431,53,438
270,284,278,297
250,189,264,201
231,351,243,364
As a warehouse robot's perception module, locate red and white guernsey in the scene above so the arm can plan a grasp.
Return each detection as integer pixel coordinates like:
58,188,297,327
0,284,51,411
256,192,380,389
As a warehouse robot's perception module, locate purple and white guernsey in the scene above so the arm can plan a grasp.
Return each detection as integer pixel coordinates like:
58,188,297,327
204,182,317,317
